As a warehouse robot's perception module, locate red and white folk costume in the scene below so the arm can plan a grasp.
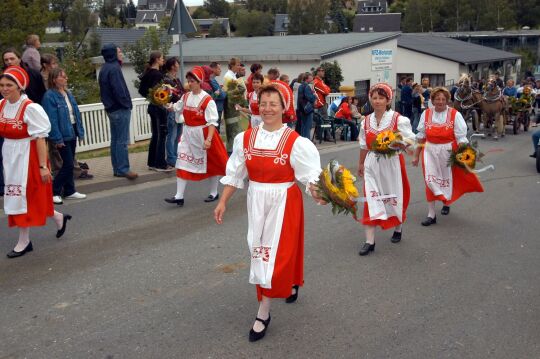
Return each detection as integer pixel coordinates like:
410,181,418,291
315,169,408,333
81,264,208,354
247,90,262,129
221,125,321,300
0,95,54,227
416,106,483,204
359,110,415,229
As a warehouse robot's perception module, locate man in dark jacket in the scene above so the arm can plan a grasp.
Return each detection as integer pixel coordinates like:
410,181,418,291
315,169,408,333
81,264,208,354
98,44,138,179
400,77,413,119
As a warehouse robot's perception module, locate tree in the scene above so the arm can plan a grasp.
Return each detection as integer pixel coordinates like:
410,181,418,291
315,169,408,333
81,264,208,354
192,7,211,19
312,61,343,92
287,0,331,35
61,43,101,104
0,0,54,49
329,0,348,33
232,9,273,37
126,0,137,19
203,0,230,18
246,0,287,14
50,0,74,32
208,20,226,37
159,16,171,30
66,0,96,41
124,27,173,84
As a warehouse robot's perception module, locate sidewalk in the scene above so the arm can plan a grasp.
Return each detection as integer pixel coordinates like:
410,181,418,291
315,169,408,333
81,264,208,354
75,139,357,194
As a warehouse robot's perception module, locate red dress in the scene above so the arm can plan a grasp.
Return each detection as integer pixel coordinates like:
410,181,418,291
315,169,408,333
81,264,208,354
243,127,305,301
0,98,54,227
175,92,228,181
362,112,410,229
421,108,484,204
246,91,261,130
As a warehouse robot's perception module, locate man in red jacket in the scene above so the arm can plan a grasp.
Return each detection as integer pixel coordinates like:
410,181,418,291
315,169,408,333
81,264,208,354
313,67,331,110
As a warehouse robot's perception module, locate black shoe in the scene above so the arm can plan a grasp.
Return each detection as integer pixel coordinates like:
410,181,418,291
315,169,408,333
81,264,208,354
358,242,375,256
441,206,450,215
56,214,72,238
7,241,33,258
204,194,219,202
249,314,271,342
421,216,437,226
164,197,184,206
530,152,537,158
285,285,299,303
390,231,402,243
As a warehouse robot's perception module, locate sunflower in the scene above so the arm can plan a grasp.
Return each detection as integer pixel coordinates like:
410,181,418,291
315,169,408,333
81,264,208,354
448,143,483,171
316,160,359,217
147,83,172,106
456,148,476,168
371,130,404,158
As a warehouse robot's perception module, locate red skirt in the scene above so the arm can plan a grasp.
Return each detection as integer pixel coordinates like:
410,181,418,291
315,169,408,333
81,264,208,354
362,154,410,230
176,127,228,181
8,141,54,227
256,184,304,301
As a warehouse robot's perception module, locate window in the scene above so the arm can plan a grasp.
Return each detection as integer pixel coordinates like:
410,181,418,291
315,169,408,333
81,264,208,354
420,73,446,87
354,80,371,106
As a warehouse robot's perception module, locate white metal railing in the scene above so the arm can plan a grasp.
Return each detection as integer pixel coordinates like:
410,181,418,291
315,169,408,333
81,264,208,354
76,98,151,153
326,93,345,105
76,94,344,153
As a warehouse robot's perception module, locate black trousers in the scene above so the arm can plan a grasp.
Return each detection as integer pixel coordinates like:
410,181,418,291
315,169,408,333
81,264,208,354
53,139,77,197
0,136,4,195
147,104,169,169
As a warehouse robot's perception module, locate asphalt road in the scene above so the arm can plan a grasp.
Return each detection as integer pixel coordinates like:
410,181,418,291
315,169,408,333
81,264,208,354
0,132,539,359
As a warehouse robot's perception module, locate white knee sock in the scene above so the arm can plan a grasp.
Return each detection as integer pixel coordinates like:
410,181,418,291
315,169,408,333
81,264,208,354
365,225,376,244
15,227,30,251
253,296,271,331
175,178,187,199
427,201,436,218
394,224,402,233
208,176,219,197
53,210,63,229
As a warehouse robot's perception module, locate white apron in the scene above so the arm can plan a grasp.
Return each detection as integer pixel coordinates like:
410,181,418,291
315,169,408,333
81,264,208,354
2,138,31,215
423,142,453,200
363,152,403,221
175,124,207,173
246,180,292,288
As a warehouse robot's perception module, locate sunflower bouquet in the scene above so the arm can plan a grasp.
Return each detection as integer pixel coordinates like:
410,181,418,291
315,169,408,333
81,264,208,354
510,94,533,112
147,83,174,106
370,130,408,159
448,142,484,171
315,160,359,217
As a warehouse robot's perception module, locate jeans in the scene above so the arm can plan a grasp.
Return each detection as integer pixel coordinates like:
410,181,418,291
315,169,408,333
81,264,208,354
412,107,421,133
299,112,313,139
53,139,77,197
107,108,132,175
166,111,183,166
0,136,4,195
147,104,169,169
402,102,413,119
217,110,223,133
532,129,540,153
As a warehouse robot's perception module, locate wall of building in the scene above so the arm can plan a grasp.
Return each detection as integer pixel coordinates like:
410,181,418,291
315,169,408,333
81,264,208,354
395,47,461,87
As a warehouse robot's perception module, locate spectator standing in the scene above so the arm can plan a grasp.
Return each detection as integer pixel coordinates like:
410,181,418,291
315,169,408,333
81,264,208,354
3,48,46,104
40,54,58,89
313,67,331,116
421,77,431,105
266,67,280,82
139,51,170,171
163,57,185,167
400,78,413,119
21,34,41,72
296,73,316,138
237,73,264,129
411,83,423,133
209,62,226,131
224,57,240,86
98,44,138,179
42,68,87,204
246,63,262,93
396,77,406,113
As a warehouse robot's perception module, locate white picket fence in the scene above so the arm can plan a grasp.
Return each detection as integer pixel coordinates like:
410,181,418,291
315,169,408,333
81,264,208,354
76,94,345,153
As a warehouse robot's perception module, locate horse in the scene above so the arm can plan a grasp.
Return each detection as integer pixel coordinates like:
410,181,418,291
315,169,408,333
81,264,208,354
479,83,505,139
453,75,481,132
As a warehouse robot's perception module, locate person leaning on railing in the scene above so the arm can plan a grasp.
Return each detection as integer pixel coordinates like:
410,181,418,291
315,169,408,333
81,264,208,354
42,68,87,205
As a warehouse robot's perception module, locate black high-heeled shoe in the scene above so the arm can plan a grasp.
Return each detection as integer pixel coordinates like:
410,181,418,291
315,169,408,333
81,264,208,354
285,285,299,303
441,206,450,215
164,197,184,206
6,241,33,258
359,242,375,256
421,216,437,226
390,231,402,243
249,314,271,342
56,214,72,238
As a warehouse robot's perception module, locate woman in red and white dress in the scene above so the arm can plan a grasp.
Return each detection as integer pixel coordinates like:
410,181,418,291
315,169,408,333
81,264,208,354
165,66,228,206
0,66,70,258
214,84,325,342
412,87,483,225
237,73,263,129
357,83,415,256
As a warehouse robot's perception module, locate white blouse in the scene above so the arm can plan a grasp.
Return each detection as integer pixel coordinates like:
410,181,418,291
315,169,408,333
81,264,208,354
416,106,468,144
221,124,322,190
172,91,219,127
358,110,415,150
2,95,50,138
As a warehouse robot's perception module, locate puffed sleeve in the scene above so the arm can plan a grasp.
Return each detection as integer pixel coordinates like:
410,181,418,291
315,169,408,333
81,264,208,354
454,111,468,144
220,132,248,189
24,103,51,138
204,99,219,127
290,137,322,193
397,115,415,144
172,95,185,113
358,119,367,149
415,110,428,142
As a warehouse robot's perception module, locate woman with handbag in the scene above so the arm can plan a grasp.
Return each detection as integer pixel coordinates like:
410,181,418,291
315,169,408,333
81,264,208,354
297,73,316,139
214,84,325,342
42,68,87,205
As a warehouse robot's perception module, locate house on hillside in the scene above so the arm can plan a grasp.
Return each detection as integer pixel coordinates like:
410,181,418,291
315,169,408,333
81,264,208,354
135,10,167,29
137,0,174,13
357,1,388,14
194,18,231,38
353,0,400,32
274,14,289,36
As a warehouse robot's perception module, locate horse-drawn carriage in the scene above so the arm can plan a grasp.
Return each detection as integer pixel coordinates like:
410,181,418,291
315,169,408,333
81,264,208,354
504,93,533,134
